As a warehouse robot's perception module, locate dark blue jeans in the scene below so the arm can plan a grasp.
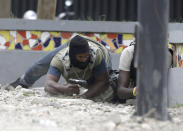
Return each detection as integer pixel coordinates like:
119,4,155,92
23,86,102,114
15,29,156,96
20,43,68,87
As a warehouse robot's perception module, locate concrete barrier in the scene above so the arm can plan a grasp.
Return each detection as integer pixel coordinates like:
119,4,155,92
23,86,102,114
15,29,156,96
168,68,183,107
0,50,121,87
0,50,47,87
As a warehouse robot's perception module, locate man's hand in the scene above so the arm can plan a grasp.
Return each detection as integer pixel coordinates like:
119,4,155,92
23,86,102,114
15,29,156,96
68,79,88,87
64,84,80,96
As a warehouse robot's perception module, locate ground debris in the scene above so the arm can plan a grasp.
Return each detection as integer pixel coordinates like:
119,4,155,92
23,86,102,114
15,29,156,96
0,84,183,131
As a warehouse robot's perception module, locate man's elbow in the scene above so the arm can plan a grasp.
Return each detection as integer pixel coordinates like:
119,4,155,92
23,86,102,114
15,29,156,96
44,80,53,93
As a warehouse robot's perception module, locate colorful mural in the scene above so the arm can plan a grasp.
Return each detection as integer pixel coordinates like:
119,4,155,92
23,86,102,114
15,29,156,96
174,45,183,67
0,30,134,53
0,30,181,67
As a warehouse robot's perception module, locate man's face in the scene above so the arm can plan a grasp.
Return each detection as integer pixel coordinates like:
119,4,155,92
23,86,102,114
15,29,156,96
75,52,90,63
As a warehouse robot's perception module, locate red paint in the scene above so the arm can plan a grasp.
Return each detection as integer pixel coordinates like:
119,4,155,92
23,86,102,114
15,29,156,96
61,32,72,39
107,34,117,39
23,40,29,46
18,31,26,38
84,33,94,37
5,42,10,47
179,60,183,67
32,44,42,50
31,34,38,39
96,37,100,42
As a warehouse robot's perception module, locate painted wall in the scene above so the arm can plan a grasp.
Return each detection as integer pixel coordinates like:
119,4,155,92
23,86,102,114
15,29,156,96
0,30,134,53
0,30,180,67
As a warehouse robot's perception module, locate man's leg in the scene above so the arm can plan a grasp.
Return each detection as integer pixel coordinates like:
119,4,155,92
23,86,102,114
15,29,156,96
10,43,68,88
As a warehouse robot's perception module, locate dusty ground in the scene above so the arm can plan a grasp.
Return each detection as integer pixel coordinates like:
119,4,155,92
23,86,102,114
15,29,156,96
0,85,183,131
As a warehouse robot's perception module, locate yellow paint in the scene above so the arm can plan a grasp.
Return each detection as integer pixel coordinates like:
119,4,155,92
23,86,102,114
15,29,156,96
91,36,97,41
23,45,30,50
100,34,107,40
79,33,84,36
0,31,9,40
168,43,174,50
114,47,123,53
123,34,134,40
180,46,183,54
61,39,68,45
8,41,15,50
50,32,60,37
43,40,54,51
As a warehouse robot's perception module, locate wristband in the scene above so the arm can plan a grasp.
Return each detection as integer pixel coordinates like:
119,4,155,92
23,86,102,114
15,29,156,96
133,87,136,96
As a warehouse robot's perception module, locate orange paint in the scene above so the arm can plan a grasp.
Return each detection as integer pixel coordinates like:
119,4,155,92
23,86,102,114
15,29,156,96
106,39,115,50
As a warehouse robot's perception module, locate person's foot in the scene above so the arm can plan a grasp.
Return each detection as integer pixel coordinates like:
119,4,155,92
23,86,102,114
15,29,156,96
9,78,28,89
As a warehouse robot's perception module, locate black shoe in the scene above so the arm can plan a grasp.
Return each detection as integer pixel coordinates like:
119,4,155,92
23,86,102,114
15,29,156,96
10,78,28,88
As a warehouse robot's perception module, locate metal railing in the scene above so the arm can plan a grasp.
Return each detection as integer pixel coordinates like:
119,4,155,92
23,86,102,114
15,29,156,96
11,0,183,22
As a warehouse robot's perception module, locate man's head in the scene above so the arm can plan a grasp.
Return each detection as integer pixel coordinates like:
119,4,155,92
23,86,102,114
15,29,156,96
69,35,90,69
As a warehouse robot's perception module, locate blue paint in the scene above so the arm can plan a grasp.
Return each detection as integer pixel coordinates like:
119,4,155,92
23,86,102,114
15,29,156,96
101,40,107,46
43,38,51,47
53,37,61,48
112,39,118,49
33,43,38,47
118,34,123,45
178,55,181,61
38,39,41,43
15,43,22,49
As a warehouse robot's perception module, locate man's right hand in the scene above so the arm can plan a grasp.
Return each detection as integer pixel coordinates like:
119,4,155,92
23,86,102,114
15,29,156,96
64,84,80,96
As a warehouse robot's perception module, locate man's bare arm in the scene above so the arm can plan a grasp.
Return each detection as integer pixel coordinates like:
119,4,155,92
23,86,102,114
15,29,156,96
82,71,109,98
44,74,79,95
117,70,134,99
